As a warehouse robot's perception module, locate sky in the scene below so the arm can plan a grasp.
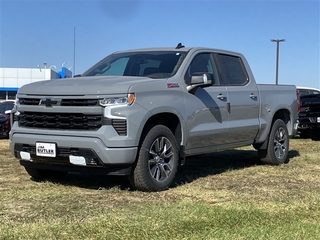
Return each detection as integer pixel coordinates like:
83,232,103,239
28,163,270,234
0,0,319,88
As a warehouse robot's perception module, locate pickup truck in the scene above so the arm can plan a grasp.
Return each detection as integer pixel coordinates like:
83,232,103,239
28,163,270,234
298,93,320,140
9,45,299,192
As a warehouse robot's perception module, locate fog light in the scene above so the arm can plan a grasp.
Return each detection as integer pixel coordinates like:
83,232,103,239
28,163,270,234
20,151,32,161
69,155,86,166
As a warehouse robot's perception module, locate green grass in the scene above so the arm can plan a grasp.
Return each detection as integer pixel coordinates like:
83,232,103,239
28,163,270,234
1,138,320,239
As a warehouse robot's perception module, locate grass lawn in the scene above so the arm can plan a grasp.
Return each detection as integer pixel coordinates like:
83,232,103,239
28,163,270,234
1,138,320,239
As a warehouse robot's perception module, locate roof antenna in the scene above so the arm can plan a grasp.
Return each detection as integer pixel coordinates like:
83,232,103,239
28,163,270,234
175,42,185,49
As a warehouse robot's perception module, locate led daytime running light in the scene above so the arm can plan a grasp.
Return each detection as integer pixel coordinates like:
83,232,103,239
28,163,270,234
99,93,135,107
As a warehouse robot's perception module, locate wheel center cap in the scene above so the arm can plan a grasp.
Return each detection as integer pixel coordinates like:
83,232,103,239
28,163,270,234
155,155,161,163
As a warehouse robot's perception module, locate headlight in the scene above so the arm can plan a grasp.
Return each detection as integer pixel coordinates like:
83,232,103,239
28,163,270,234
99,93,135,107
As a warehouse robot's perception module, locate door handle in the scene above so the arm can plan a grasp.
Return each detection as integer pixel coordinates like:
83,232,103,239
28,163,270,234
249,93,257,99
217,94,227,100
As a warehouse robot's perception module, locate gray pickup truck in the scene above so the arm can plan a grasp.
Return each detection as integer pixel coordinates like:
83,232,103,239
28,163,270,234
9,45,299,191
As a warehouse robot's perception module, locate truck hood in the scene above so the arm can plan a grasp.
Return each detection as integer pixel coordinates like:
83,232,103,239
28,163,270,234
18,76,156,95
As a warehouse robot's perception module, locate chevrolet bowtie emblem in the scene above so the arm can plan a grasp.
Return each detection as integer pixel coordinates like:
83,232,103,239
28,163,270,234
39,98,61,107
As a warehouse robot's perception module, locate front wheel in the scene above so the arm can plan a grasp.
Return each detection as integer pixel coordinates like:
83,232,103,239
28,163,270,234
258,119,289,165
298,129,310,138
129,125,179,192
310,129,320,141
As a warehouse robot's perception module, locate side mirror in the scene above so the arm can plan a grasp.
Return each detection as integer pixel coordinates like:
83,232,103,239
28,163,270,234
187,73,213,92
5,110,12,115
191,73,212,85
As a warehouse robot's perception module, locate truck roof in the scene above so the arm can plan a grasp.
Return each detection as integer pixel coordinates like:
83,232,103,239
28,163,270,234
112,46,243,57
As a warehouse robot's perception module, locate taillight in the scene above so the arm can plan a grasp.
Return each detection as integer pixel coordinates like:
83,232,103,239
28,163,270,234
296,89,301,113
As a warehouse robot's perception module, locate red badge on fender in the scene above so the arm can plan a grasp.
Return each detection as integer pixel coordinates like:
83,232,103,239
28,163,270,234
167,83,179,88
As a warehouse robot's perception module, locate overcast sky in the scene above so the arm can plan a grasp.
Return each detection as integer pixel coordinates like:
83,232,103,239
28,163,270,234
0,0,319,88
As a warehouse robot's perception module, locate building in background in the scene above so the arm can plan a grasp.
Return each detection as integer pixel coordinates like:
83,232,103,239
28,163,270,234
0,66,72,102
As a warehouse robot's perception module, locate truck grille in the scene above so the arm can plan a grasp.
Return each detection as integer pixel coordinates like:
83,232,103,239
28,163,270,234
18,112,102,130
17,98,127,135
19,98,99,106
309,117,317,123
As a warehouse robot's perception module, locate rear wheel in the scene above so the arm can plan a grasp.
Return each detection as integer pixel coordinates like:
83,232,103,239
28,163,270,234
24,167,68,180
258,119,289,165
129,125,179,192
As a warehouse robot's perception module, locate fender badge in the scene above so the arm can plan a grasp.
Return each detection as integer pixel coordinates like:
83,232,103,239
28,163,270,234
167,83,179,88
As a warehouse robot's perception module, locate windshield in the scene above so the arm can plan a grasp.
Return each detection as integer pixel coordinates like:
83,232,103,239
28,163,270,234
82,51,186,79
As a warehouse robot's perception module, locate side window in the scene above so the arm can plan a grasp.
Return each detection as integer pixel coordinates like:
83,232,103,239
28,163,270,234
184,53,216,85
216,54,248,85
298,89,309,96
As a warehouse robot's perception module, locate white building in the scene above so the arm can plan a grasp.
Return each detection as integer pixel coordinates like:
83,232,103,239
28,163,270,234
0,67,72,101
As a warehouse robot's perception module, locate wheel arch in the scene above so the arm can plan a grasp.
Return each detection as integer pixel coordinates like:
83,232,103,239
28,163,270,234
140,112,182,145
254,108,292,150
138,112,183,163
273,108,291,125
272,108,294,136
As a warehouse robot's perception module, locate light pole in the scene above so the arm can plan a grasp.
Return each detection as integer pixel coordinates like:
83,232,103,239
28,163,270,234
271,39,285,85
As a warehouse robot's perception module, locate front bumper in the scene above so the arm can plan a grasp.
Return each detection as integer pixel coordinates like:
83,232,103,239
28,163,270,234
10,133,137,173
298,115,320,129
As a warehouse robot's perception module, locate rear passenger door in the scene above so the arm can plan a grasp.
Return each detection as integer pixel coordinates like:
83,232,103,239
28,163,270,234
214,53,260,144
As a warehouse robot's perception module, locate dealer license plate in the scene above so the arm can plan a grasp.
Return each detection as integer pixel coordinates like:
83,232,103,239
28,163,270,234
36,142,56,157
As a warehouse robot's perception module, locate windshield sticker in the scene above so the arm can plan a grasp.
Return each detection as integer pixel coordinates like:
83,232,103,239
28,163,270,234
167,83,179,88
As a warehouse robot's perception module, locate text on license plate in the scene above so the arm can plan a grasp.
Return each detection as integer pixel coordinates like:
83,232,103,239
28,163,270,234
36,142,56,157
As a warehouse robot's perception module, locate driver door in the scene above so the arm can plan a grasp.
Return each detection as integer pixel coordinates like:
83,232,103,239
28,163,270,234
184,53,230,152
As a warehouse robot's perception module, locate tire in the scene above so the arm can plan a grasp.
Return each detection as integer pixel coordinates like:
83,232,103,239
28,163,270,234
24,167,68,180
310,129,320,141
129,125,179,192
258,119,289,165
298,129,310,138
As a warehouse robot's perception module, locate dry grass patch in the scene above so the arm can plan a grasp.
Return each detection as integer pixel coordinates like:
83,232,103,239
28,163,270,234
1,138,320,239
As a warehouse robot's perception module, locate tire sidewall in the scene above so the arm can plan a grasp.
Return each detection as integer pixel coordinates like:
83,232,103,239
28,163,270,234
268,119,289,164
132,125,179,191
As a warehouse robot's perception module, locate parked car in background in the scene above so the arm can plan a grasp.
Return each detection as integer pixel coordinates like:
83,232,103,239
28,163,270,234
0,113,9,138
297,86,320,97
0,101,14,138
297,87,320,139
